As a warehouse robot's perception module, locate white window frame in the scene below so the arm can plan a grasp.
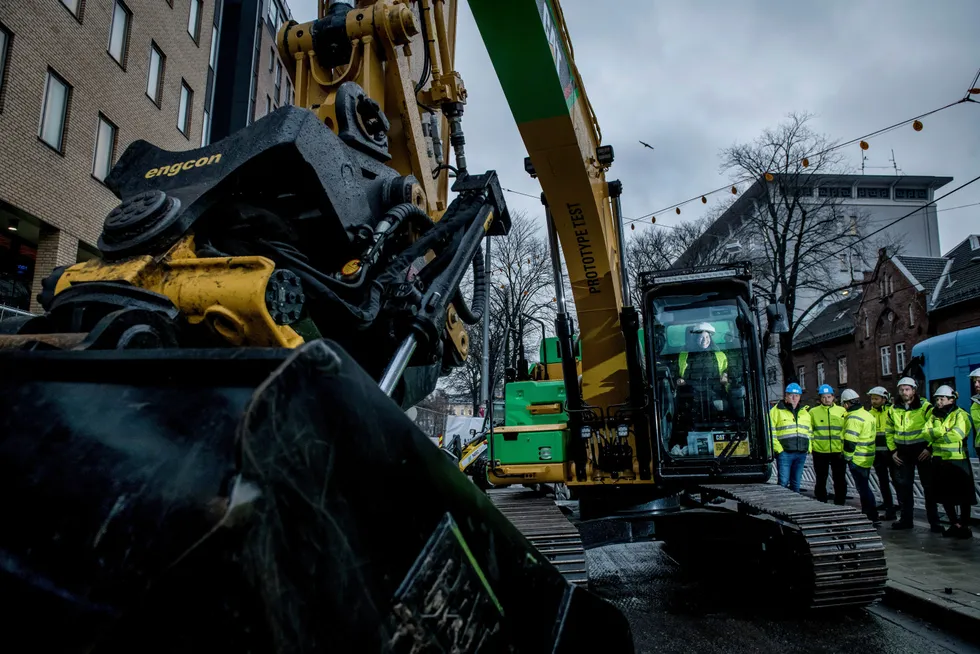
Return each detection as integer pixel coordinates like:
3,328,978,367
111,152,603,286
201,110,210,146
797,366,806,391
38,69,71,152
837,356,848,385
177,80,192,136
880,346,892,376
816,362,825,387
908,304,914,327
188,0,203,43
146,42,165,105
209,26,219,69
91,114,117,182
895,343,906,373
107,0,131,67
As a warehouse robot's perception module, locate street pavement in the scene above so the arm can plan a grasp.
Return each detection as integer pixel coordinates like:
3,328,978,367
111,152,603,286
586,539,979,654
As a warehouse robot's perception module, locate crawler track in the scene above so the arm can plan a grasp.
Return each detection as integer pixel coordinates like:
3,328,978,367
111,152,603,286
699,483,888,608
488,489,588,586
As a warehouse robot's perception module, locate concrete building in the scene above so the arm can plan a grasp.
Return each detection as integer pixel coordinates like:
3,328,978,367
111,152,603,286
673,173,952,398
210,0,294,142
0,0,220,312
793,234,980,405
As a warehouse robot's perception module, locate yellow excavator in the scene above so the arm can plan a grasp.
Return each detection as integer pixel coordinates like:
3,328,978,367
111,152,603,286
0,1,886,651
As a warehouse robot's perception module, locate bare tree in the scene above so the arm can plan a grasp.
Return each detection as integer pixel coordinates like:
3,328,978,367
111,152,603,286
444,211,560,413
717,111,899,382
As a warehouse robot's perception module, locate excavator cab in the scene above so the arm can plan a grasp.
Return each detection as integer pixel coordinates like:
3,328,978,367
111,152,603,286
640,263,774,483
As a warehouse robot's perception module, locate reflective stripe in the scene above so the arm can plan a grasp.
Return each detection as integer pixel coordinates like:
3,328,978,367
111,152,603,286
776,433,807,440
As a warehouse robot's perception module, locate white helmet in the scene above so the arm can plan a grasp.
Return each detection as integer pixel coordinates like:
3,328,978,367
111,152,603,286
897,377,917,389
934,385,956,398
868,386,889,398
690,322,715,334
970,369,980,378
840,388,860,403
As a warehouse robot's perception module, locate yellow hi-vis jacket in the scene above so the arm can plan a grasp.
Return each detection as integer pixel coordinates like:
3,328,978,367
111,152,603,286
971,395,980,449
929,407,971,461
886,397,933,450
678,350,727,378
842,406,876,468
870,405,892,453
769,402,812,455
809,404,846,454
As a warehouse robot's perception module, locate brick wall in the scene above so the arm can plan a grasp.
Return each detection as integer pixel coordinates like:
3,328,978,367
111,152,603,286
793,338,856,406
932,303,980,334
0,0,214,260
252,11,291,122
854,259,932,393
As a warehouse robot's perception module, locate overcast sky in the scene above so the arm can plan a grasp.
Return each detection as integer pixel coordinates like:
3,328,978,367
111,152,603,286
289,0,979,254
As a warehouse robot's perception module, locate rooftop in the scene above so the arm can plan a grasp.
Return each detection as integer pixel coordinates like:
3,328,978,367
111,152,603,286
932,234,980,311
792,293,862,351
673,173,953,269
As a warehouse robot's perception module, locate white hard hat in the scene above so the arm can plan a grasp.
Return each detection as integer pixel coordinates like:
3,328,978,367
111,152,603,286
841,389,860,403
690,322,715,334
934,385,956,398
970,368,980,378
897,377,917,389
868,386,889,398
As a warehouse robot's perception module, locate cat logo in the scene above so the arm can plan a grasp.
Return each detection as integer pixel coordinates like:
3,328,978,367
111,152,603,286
144,153,223,179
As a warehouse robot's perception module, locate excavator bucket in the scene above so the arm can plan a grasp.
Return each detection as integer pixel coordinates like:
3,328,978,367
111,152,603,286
0,339,633,653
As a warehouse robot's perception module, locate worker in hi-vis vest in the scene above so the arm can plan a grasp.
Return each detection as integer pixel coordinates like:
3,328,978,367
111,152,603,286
840,389,878,524
770,383,811,492
888,377,939,531
808,384,847,505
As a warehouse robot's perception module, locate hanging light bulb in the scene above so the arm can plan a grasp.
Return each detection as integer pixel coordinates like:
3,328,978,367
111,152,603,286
651,216,656,223
802,157,809,167
859,140,869,150
701,196,707,204
675,207,681,215
912,120,923,132
731,186,738,195
630,224,635,230
969,88,980,94
764,172,774,182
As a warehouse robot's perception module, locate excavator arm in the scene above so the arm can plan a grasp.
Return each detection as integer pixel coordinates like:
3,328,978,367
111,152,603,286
0,0,638,651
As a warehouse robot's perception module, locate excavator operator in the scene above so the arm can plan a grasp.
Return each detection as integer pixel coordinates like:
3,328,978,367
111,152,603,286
673,323,730,427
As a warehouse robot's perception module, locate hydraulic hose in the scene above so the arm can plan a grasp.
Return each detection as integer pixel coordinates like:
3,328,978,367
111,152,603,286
452,243,485,325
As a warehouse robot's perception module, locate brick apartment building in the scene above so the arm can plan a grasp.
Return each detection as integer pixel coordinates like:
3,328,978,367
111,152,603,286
793,234,980,404
0,0,221,312
210,0,294,142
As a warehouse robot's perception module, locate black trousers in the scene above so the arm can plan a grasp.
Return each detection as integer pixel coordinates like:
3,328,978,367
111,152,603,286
894,443,940,526
813,452,847,505
873,450,898,510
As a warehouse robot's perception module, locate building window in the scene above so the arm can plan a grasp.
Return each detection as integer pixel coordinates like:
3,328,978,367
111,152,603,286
894,188,928,200
201,110,210,146
188,0,203,43
209,26,219,69
269,46,275,72
265,94,271,116
908,304,914,327
880,346,892,376
268,0,279,27
816,362,825,387
857,187,890,199
177,80,192,136
274,60,282,103
863,311,870,339
91,114,117,182
819,186,852,198
146,42,165,105
767,367,778,384
107,1,131,68
837,357,848,385
797,366,806,390
849,215,858,236
60,0,82,19
895,343,906,374
285,80,292,105
38,69,71,153
0,24,11,113
886,276,894,295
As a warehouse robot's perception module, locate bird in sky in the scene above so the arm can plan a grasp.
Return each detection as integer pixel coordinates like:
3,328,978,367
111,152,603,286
639,140,655,150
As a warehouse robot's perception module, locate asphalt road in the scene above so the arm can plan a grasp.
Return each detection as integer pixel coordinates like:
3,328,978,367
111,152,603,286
586,540,979,654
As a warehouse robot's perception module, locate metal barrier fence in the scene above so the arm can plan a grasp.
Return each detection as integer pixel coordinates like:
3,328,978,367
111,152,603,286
768,457,980,519
0,304,34,322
